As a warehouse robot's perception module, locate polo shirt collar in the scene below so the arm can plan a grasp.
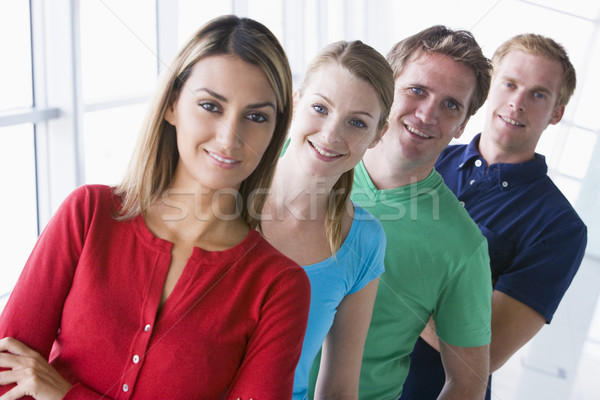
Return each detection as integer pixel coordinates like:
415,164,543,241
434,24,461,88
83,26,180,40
457,133,548,187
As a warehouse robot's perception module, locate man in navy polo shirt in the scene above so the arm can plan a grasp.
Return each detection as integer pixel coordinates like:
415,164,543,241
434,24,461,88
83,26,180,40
402,33,587,399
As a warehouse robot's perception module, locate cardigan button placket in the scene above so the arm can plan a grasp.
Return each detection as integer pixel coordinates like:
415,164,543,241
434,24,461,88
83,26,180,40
120,322,154,397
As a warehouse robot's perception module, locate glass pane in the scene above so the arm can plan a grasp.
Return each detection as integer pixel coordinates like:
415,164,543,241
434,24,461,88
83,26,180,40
536,123,561,168
571,338,600,399
469,2,594,63
325,0,344,43
304,0,320,66
556,128,597,179
523,0,600,19
346,0,366,40
177,0,233,46
83,103,149,186
0,125,38,305
0,1,32,110
389,0,500,49
572,29,600,132
80,0,157,102
549,174,582,206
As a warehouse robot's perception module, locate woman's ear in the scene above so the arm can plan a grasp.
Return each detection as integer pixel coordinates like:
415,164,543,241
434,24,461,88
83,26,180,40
369,122,388,149
165,107,175,126
292,89,301,120
164,103,176,126
164,91,180,126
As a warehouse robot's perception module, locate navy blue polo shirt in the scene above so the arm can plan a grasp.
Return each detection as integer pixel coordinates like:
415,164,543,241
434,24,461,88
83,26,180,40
435,133,587,322
400,134,588,400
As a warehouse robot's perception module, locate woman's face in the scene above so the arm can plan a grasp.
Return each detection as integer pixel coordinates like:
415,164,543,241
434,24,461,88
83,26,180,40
289,63,386,179
165,54,278,192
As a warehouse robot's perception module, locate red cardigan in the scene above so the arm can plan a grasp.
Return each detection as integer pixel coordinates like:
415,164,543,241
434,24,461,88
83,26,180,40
0,185,310,399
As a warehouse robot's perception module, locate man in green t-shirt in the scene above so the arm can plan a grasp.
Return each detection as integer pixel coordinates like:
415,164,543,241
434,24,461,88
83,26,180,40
353,26,493,399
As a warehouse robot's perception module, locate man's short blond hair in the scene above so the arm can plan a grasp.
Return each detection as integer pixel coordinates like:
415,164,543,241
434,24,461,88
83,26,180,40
492,33,576,106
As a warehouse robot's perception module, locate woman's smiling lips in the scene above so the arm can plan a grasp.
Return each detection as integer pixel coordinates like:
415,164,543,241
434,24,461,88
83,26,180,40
205,150,240,169
308,140,345,162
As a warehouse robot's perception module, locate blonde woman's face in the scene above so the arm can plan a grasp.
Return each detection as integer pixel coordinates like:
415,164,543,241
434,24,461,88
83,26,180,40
289,64,385,179
165,55,277,192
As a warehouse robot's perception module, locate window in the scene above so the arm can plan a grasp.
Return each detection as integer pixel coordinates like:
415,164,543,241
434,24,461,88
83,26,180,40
0,2,36,306
79,0,157,185
1,3,599,399
177,0,233,46
0,125,37,302
0,1,32,110
83,104,148,185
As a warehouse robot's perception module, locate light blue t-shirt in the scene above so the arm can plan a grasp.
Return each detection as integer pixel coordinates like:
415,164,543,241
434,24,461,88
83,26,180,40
292,204,386,400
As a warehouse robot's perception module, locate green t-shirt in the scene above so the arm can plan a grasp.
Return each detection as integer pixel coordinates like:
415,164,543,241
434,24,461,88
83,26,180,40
310,161,492,399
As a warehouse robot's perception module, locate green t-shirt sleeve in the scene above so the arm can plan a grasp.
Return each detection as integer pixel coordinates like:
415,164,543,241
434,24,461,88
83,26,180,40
434,238,492,347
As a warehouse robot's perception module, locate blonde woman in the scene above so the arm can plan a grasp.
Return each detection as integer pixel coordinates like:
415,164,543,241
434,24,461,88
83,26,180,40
0,15,309,399
261,40,394,399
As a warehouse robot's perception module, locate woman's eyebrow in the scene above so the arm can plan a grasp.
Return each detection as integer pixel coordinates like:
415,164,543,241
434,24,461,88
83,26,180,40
195,88,276,110
195,87,227,102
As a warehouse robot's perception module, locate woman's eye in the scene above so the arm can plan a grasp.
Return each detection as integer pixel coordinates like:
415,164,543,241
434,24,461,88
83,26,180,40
410,87,423,95
349,119,367,128
199,102,220,113
247,113,268,123
534,92,545,100
312,104,327,114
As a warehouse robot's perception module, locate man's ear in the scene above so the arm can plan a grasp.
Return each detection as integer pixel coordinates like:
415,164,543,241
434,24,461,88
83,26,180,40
455,116,470,139
369,122,389,149
549,104,565,125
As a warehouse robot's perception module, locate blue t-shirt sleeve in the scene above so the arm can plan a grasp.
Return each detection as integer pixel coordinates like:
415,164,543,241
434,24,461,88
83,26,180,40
347,205,386,295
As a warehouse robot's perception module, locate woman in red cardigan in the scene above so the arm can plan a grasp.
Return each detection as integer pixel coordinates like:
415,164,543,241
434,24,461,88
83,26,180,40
0,15,310,400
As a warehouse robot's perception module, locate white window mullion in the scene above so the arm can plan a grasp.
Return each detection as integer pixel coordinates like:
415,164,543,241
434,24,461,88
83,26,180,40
316,0,328,50
282,0,305,85
232,0,248,16
156,0,178,75
30,0,82,228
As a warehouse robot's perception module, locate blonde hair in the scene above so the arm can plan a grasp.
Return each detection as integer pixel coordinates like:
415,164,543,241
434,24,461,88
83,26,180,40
492,33,576,106
115,15,293,230
387,25,492,117
298,40,394,254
